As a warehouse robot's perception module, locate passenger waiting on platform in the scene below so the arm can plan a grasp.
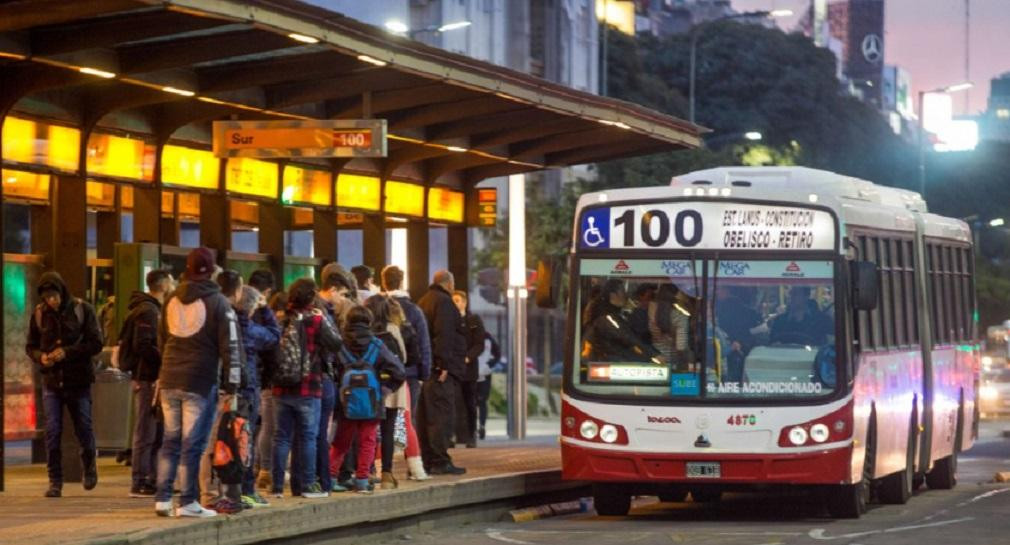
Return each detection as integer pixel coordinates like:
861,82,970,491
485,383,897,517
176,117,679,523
476,332,502,440
380,265,432,421
417,270,468,475
255,291,289,491
271,278,343,499
319,263,358,326
452,291,485,449
234,285,280,508
198,270,249,514
27,271,104,498
329,306,405,494
155,248,242,518
351,265,377,303
119,269,175,498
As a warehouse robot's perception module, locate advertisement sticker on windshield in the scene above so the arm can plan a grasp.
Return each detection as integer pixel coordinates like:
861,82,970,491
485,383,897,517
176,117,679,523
578,202,834,251
670,373,700,396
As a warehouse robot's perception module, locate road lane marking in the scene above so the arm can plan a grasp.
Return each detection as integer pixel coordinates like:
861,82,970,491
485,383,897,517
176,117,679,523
808,517,974,540
957,487,1010,506
486,531,534,545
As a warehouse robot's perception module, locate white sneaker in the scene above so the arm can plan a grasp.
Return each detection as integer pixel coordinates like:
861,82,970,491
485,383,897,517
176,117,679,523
155,501,174,517
176,501,217,518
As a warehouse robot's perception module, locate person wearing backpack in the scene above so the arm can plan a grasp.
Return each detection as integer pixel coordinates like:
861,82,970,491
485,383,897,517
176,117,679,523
154,248,242,518
330,305,405,494
271,278,344,499
119,269,175,498
26,271,104,498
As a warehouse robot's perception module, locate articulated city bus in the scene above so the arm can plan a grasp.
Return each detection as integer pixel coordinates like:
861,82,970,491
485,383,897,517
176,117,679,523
560,166,978,518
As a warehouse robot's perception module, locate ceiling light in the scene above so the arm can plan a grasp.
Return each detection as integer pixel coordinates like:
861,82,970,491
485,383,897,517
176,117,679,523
79,67,116,79
744,131,762,141
357,55,387,67
769,9,794,17
438,21,472,32
288,33,319,44
384,20,409,34
614,122,631,130
446,146,467,152
162,86,195,97
598,119,617,126
197,96,227,105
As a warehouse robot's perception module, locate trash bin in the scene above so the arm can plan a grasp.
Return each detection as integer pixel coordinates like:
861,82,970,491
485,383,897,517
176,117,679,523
92,364,133,451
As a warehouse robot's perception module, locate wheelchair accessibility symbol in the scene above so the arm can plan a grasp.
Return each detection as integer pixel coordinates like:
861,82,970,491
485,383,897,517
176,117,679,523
580,208,610,249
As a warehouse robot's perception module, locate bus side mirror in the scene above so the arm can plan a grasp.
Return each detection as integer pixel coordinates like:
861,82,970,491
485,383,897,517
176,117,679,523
535,258,562,309
851,261,878,311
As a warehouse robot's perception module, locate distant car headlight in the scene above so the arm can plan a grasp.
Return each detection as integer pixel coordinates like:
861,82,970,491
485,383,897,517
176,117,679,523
982,356,993,368
580,420,599,440
981,385,999,401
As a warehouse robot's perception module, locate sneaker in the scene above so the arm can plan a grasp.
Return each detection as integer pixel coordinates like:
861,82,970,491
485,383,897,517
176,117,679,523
354,478,374,495
429,463,467,476
177,501,217,518
155,501,174,517
255,470,272,490
331,481,351,493
130,483,157,498
239,496,255,510
245,492,270,507
380,471,398,490
301,483,329,499
209,498,242,515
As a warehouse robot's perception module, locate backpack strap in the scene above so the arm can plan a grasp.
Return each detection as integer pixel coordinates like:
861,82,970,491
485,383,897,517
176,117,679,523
363,337,383,365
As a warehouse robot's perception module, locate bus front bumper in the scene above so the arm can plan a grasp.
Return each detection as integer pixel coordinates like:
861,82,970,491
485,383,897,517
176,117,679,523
561,441,853,485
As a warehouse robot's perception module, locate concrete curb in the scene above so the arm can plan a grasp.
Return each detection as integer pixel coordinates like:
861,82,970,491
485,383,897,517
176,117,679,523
82,470,580,545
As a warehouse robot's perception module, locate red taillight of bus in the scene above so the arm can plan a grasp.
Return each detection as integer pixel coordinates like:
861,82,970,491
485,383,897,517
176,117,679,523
561,402,629,445
777,401,853,447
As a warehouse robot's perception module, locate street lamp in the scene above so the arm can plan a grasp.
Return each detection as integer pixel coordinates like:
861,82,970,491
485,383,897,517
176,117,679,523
688,9,792,124
917,82,973,200
384,19,471,39
704,130,763,149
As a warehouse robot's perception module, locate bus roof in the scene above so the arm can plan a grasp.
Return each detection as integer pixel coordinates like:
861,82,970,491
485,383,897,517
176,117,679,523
576,166,970,245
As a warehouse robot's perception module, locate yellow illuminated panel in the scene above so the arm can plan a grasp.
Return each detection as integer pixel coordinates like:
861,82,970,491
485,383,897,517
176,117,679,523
162,145,219,190
427,187,464,223
1,116,81,171
337,212,363,226
384,180,424,217
226,158,278,199
283,165,331,206
291,207,314,228
595,0,635,35
86,181,115,208
1,169,50,201
230,200,259,225
87,133,155,181
336,173,380,211
121,185,134,211
161,191,200,219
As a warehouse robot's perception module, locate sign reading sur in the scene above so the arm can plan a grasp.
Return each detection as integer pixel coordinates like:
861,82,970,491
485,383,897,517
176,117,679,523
212,120,387,159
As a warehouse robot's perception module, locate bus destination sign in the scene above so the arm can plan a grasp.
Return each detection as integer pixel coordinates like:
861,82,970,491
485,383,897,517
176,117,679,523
213,119,386,159
578,202,835,252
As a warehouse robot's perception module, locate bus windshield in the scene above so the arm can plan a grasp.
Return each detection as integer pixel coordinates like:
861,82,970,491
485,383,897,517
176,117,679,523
573,258,838,401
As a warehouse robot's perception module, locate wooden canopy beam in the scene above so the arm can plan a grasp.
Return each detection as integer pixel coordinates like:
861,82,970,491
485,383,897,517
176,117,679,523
116,28,296,74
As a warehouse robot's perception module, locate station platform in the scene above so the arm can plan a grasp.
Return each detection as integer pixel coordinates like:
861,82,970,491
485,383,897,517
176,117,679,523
0,419,566,545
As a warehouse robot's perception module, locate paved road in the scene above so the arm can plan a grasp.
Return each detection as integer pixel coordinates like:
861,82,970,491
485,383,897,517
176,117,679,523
381,420,1010,545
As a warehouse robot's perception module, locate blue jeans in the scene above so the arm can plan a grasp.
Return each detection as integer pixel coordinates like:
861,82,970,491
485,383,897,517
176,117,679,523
291,378,335,494
272,395,321,494
42,386,96,485
240,388,260,495
155,387,216,505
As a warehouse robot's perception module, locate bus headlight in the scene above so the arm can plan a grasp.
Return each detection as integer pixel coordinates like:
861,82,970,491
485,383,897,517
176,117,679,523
580,420,599,440
599,424,619,443
809,423,830,443
788,426,808,446
981,385,999,401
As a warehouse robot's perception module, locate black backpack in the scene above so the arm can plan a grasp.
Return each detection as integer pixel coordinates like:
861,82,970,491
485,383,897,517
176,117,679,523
399,320,422,368
274,311,312,387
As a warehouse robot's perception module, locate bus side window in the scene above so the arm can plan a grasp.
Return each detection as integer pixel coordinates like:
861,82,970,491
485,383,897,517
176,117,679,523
856,235,871,351
868,237,883,351
879,237,895,349
904,240,918,345
890,239,906,347
928,244,942,348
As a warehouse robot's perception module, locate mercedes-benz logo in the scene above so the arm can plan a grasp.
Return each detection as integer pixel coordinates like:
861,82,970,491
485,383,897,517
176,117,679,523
861,34,883,64
695,414,710,430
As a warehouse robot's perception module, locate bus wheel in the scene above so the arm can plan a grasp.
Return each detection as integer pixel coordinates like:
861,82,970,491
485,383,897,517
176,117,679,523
913,473,925,490
690,489,722,503
826,425,873,518
658,489,688,503
879,420,915,504
593,484,631,516
927,408,962,490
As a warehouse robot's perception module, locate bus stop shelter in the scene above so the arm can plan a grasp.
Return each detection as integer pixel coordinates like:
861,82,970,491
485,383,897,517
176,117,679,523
0,0,702,489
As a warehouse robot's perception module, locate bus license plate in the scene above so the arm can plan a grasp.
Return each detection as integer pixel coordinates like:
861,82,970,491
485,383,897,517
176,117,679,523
686,462,721,478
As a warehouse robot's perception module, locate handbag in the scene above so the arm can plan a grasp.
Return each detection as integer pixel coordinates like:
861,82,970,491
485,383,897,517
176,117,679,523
393,408,407,449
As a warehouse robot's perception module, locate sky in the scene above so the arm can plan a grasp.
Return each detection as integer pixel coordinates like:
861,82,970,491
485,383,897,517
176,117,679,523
732,0,1010,116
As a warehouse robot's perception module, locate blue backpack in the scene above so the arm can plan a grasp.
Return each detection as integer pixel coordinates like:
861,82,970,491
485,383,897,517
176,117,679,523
338,338,384,420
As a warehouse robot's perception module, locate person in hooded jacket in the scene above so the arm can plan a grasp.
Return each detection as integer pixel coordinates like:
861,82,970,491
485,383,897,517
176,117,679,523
120,269,175,498
451,291,485,449
26,271,104,498
330,305,405,494
234,285,280,507
154,248,242,518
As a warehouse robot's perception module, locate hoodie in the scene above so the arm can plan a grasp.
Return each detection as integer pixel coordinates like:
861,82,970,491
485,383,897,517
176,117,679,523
237,307,281,391
26,271,103,389
121,291,163,382
158,279,242,398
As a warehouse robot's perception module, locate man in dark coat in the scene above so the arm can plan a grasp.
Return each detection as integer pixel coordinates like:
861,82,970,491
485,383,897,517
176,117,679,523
416,270,467,475
26,271,104,498
452,291,485,448
120,269,175,497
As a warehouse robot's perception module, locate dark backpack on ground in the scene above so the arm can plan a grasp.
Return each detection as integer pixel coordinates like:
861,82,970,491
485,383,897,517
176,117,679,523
212,410,251,485
274,312,312,387
338,338,384,420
